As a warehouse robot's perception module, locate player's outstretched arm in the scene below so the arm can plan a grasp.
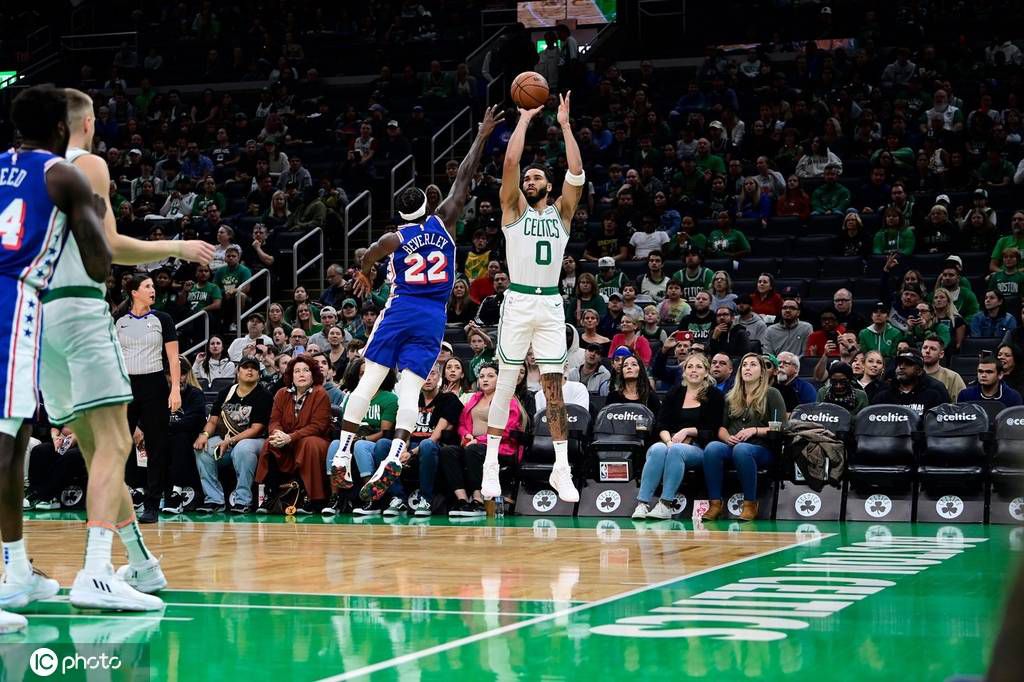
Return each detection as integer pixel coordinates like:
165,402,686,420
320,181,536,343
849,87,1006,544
353,232,402,297
436,105,504,231
500,106,542,218
74,154,214,266
556,91,584,225
47,161,111,282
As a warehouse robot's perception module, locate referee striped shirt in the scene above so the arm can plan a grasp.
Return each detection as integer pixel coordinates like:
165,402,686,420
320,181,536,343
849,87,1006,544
116,310,177,376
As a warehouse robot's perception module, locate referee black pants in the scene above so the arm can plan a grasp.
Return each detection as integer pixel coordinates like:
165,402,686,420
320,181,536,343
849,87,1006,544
125,372,171,511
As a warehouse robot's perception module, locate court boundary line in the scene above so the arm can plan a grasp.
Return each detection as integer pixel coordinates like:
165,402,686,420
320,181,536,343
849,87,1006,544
159,588,589,604
315,533,835,682
162,602,542,618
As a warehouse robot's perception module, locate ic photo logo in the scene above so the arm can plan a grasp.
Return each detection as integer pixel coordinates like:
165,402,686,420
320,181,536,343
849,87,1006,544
29,648,58,677
30,646,125,677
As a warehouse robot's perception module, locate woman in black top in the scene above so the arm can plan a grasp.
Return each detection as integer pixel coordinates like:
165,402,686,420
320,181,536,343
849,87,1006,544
117,274,181,523
606,356,661,414
632,353,724,520
446,279,478,326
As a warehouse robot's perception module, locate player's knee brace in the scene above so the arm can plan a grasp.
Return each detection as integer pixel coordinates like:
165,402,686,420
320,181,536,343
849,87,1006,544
342,360,391,423
394,369,425,433
487,367,519,429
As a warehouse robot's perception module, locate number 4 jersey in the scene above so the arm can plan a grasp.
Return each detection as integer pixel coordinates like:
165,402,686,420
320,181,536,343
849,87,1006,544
363,215,456,378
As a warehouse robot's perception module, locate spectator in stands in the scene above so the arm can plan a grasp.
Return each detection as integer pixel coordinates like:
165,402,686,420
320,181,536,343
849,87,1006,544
734,294,768,347
990,212,1024,273
194,177,226,215
958,355,1024,407
357,304,379,342
710,352,734,393
998,343,1024,394
468,260,500,304
639,306,667,346
816,361,868,415
856,351,886,400
630,214,670,260
813,332,861,381
441,357,473,405
559,256,578,304
709,305,753,357
736,179,772,224
886,182,916,227
796,138,843,178
811,164,851,215
182,263,222,327
708,271,736,312
765,299,813,358
907,302,951,348
834,212,871,257
658,280,691,325
293,303,323,339
681,291,716,345
446,279,478,326
971,290,1018,338
461,231,495,282
248,175,275,215
806,310,844,357
267,302,292,335
619,283,643,321
651,332,690,389
858,303,904,358
194,358,273,514
464,324,495,381
606,355,660,412
596,257,629,297
753,156,786,199
921,336,966,401
285,328,309,356
607,315,653,366
988,248,1024,301
775,351,817,409
776,175,811,221
639,250,670,303
569,343,612,395
308,307,343,351
277,156,312,192
873,206,916,255
264,140,289,177
160,177,197,219
671,247,714,305
193,336,236,385
856,167,891,214
598,293,627,340
917,204,957,254
579,308,612,356
932,266,979,320
181,141,214,179
475,272,508,326
929,287,966,353
442,363,525,517
584,214,630,262
213,246,251,313
703,353,786,521
751,273,783,318
829,288,865,333
871,349,947,415
284,287,321,326
633,353,723,520
706,211,751,258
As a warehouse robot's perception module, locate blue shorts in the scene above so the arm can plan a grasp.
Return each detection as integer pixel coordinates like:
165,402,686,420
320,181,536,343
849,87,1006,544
363,299,446,379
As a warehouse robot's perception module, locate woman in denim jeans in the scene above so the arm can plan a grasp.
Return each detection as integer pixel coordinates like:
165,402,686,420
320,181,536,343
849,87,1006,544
702,353,786,522
632,353,724,520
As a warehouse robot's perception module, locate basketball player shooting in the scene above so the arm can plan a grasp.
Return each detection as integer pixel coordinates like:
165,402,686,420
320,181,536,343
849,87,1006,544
481,91,584,503
330,105,503,501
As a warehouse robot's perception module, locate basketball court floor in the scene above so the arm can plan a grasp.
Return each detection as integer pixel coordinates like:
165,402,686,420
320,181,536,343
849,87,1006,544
2,512,1018,680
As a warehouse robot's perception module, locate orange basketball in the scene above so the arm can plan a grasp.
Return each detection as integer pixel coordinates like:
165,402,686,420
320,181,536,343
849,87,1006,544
511,71,550,109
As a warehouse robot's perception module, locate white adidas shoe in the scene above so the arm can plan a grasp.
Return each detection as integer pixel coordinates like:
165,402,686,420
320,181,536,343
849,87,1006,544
631,502,650,520
0,608,26,634
115,558,167,594
647,500,675,520
481,461,502,499
0,569,60,609
548,465,579,503
69,565,164,611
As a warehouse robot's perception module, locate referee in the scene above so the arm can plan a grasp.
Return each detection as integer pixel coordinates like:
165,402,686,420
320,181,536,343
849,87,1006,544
117,274,181,523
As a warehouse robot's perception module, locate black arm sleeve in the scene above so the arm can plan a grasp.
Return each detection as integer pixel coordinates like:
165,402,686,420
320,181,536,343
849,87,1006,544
156,310,178,343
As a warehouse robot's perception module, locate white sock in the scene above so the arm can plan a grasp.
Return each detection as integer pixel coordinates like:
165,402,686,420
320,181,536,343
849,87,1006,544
485,434,502,466
2,539,31,581
335,432,355,462
387,439,406,462
117,520,152,565
84,526,114,572
553,441,569,468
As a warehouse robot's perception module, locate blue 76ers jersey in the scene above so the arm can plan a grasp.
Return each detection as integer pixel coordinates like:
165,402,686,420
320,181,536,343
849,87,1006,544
387,215,456,306
0,148,69,419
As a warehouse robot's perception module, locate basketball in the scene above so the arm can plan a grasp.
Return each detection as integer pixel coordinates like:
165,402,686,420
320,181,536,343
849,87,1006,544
511,71,549,109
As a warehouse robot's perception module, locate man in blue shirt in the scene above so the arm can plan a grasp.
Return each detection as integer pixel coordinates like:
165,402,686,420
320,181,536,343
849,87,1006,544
957,354,1023,407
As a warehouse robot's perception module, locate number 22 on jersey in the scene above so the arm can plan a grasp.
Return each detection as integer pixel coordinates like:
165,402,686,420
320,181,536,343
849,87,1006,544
404,250,448,284
0,198,26,251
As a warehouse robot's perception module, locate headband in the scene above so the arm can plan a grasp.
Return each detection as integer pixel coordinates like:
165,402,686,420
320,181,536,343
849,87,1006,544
399,192,428,221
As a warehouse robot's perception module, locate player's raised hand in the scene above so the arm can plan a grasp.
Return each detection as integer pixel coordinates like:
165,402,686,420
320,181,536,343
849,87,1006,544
557,91,572,127
178,240,216,264
518,105,544,121
478,105,504,137
353,270,373,298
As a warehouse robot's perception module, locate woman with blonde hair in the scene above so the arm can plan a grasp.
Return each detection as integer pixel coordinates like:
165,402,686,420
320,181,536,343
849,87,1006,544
633,353,724,520
930,286,966,352
265,190,291,231
578,308,611,354
702,353,786,521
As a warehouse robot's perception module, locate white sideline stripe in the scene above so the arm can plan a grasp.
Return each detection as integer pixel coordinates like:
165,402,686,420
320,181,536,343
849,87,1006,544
159,588,589,604
163,602,539,618
31,614,192,622
315,534,835,682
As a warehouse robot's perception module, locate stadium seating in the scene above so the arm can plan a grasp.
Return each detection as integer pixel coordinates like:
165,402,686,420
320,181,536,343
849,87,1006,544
513,405,591,517
844,404,920,522
916,403,988,523
774,403,851,521
989,407,1024,524
577,403,654,517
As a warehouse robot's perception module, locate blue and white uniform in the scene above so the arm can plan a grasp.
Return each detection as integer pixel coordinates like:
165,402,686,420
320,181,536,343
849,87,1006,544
0,149,68,433
363,215,455,379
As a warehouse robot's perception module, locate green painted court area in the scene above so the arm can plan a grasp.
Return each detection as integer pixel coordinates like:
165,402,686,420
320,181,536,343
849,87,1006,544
3,517,1019,681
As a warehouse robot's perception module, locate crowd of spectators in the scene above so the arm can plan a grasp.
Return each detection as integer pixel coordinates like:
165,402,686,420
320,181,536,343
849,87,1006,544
14,7,1024,519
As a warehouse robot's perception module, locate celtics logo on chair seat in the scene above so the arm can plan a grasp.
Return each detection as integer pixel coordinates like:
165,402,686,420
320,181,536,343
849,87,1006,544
727,494,744,516
865,494,893,518
795,492,822,517
532,489,558,512
1008,497,1024,522
595,490,621,513
935,495,964,520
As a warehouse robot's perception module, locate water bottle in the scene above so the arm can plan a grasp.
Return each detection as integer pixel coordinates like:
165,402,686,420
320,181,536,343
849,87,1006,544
494,497,505,518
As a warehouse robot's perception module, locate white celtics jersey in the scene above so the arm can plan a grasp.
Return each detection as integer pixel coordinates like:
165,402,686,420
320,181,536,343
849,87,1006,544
503,204,569,293
47,147,104,293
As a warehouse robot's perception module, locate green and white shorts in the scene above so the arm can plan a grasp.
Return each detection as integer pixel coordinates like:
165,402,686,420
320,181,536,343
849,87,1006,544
496,290,567,373
41,292,133,426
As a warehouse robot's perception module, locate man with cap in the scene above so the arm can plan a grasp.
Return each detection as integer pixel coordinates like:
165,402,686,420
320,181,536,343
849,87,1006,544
307,306,351,351
227,313,274,362
194,356,274,514
858,303,905,358
671,245,714,305
377,120,413,163
957,354,1024,407
764,298,813,358
568,343,612,395
871,349,947,415
932,263,979,318
816,361,869,415
991,212,1024,274
599,291,626,338
596,256,629,297
734,293,769,346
